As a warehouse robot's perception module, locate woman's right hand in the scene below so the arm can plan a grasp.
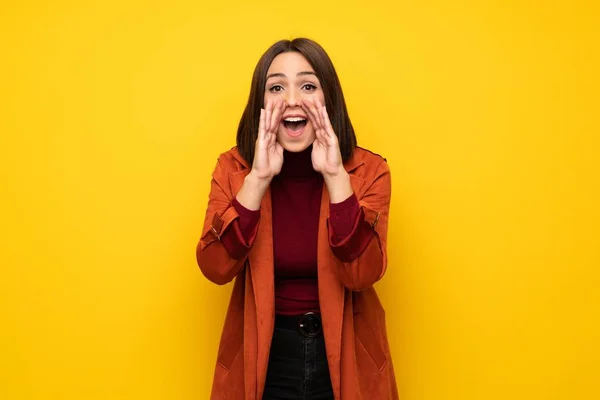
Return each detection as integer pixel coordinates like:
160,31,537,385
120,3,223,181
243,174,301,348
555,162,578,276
250,98,285,181
236,99,285,210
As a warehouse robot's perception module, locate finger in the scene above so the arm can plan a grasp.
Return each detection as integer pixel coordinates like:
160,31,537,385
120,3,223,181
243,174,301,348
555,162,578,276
313,99,332,140
265,99,272,133
314,98,325,128
271,101,283,141
273,99,284,132
302,99,322,132
270,98,283,134
313,117,327,144
311,118,326,144
316,101,334,141
271,99,285,141
300,101,316,131
303,107,319,134
258,108,266,141
321,106,337,141
304,98,320,124
268,128,277,146
318,127,330,145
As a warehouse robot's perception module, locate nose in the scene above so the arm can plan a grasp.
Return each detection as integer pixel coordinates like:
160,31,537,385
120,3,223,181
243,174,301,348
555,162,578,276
285,88,301,107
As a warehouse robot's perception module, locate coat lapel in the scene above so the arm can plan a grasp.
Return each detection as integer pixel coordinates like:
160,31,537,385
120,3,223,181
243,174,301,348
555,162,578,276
229,166,274,400
247,188,274,400
317,185,345,397
318,151,365,399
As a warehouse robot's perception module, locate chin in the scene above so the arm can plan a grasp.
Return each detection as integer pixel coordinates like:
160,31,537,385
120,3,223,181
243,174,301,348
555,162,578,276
277,128,315,153
279,140,313,153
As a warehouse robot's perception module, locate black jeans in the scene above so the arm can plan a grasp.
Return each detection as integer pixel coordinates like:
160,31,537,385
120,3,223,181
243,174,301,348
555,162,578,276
263,317,334,399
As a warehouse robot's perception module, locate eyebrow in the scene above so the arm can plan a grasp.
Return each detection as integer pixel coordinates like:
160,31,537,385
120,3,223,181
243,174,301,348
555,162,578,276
266,71,317,80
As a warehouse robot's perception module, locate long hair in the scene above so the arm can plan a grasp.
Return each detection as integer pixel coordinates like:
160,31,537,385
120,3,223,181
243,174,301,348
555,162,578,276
236,38,357,165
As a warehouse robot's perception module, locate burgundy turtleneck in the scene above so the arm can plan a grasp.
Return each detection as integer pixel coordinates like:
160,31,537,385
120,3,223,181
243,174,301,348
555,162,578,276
222,146,366,315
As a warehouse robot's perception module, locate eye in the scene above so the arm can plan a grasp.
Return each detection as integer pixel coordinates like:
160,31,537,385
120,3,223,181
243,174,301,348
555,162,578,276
268,84,284,93
302,83,317,92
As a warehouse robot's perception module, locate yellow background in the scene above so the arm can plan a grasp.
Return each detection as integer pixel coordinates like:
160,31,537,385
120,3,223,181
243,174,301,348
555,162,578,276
1,1,599,399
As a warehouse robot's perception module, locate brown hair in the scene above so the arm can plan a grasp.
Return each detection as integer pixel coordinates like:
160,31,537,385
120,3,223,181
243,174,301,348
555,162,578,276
236,38,357,165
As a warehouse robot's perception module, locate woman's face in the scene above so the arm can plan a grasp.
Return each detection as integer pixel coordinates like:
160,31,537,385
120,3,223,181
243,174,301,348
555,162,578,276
264,52,325,153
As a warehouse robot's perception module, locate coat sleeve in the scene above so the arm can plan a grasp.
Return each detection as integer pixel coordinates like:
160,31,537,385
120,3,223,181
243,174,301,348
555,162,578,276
328,194,362,240
196,157,255,285
327,159,391,291
328,195,373,262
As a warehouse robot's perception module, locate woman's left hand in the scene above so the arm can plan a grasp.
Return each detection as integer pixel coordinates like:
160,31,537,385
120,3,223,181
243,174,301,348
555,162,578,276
302,99,344,177
303,99,353,203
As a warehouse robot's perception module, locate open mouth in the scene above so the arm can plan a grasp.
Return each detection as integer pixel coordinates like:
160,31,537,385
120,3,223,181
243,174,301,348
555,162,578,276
282,116,308,133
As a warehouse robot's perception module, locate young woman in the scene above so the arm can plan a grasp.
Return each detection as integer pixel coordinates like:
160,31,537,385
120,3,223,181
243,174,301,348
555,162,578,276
197,38,398,400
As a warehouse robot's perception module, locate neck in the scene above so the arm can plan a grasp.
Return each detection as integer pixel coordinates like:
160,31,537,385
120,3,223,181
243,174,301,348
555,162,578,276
279,145,319,178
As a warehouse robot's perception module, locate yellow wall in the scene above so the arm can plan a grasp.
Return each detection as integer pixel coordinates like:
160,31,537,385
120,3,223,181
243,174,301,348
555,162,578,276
2,1,598,399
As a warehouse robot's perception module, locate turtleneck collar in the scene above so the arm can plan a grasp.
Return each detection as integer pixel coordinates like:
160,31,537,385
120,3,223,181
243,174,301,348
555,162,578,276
278,145,320,179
